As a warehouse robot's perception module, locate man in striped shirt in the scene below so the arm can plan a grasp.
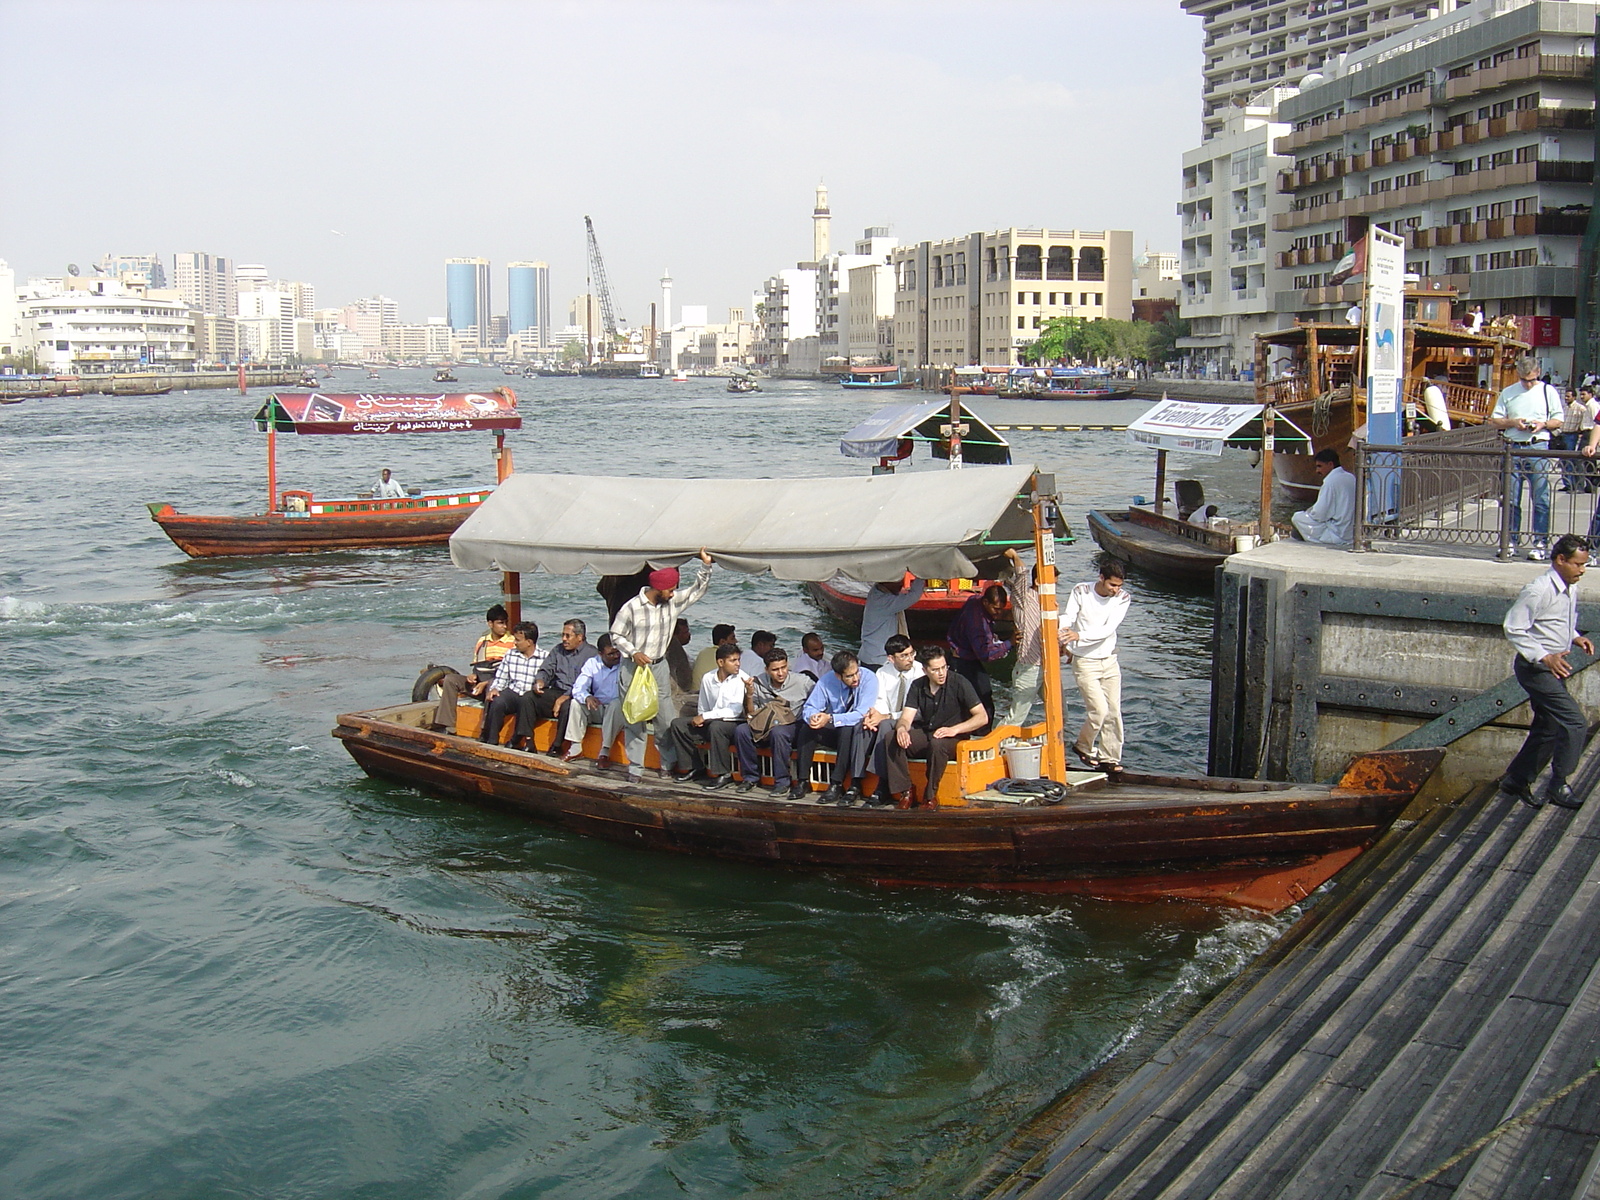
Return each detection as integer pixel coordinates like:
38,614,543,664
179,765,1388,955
480,622,547,749
1500,534,1593,809
611,550,715,779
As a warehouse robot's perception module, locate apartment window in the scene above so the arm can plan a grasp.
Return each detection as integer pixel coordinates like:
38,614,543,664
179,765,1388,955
1454,161,1473,176
1517,41,1537,59
1017,291,1027,305
933,258,944,287
1078,246,1105,281
1447,64,1473,80
1446,207,1471,224
1094,293,1103,306
1445,256,1471,274
1033,292,1042,305
1476,202,1509,220
1446,112,1470,130
1493,49,1515,66
1033,316,1042,328
1516,92,1539,111
1490,100,1514,120
1017,316,1025,329
1514,196,1537,215
1015,244,1043,280
1515,145,1538,163
955,252,966,285
1478,107,1491,122
1046,245,1074,280
1477,150,1514,170
985,247,998,281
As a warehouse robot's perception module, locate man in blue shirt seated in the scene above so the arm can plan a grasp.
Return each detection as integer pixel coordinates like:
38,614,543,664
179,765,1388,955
561,634,625,769
792,650,879,805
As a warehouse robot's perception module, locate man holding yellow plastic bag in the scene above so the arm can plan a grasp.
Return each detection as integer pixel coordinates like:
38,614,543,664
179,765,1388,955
611,549,715,781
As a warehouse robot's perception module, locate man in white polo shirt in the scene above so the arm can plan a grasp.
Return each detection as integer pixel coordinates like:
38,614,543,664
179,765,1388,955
1491,355,1564,561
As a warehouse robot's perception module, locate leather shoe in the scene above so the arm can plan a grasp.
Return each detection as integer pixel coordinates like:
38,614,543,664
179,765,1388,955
1500,777,1539,807
561,748,585,763
893,790,914,809
737,777,759,793
788,781,810,800
839,785,862,807
1547,783,1584,810
822,782,844,803
595,755,612,772
702,773,734,790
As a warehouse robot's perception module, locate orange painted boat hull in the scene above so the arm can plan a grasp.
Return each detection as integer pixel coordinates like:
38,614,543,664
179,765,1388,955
148,495,485,558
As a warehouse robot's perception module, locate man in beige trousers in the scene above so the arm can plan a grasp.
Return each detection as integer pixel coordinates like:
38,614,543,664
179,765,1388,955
1061,553,1132,773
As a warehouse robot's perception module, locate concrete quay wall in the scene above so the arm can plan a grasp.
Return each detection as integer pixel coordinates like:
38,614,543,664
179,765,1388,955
1211,542,1600,799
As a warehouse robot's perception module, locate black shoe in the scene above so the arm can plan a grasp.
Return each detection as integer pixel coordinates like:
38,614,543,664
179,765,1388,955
737,777,758,793
822,782,844,803
1546,783,1584,810
703,773,734,790
670,769,696,782
839,786,862,807
865,791,894,808
787,781,808,800
1500,777,1539,807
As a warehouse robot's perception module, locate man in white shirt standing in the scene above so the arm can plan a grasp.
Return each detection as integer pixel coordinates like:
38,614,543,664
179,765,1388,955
1491,355,1564,560
1062,554,1133,773
1290,449,1358,545
667,642,749,788
1499,534,1593,809
374,468,406,499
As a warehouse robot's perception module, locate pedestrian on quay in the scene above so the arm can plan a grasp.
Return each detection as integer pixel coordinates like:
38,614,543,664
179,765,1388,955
1062,553,1132,774
1498,533,1593,810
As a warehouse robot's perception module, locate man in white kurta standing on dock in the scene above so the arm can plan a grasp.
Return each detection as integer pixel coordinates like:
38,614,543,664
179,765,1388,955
1499,533,1593,810
1062,554,1132,773
610,550,714,781
1290,448,1357,545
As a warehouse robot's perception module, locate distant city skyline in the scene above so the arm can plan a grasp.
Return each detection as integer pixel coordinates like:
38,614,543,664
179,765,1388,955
2,0,1199,321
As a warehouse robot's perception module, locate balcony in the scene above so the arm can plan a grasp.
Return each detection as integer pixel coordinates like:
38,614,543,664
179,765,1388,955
1443,55,1594,103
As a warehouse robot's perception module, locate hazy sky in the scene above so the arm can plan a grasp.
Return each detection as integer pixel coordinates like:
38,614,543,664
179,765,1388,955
2,0,1202,325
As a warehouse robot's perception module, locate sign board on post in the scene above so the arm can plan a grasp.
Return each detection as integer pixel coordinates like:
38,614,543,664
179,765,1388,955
1365,228,1407,523
1125,398,1265,457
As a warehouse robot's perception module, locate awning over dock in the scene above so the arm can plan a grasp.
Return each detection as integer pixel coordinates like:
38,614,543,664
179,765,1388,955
839,398,1011,464
449,464,1036,581
254,389,520,435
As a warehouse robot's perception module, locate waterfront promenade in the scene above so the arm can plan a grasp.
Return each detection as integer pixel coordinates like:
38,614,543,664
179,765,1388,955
976,751,1600,1199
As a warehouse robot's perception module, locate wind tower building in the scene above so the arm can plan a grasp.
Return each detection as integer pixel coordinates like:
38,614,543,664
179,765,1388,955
507,261,550,347
445,257,491,346
812,182,831,263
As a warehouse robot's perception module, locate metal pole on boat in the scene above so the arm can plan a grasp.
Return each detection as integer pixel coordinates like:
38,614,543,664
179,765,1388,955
1259,404,1275,543
947,385,966,469
1032,472,1068,783
1154,449,1168,516
266,414,277,513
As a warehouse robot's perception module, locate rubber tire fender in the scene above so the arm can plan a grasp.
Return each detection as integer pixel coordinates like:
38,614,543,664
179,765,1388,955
412,664,458,703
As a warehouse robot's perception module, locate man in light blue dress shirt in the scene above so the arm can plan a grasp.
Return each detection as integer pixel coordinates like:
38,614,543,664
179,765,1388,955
1500,534,1593,809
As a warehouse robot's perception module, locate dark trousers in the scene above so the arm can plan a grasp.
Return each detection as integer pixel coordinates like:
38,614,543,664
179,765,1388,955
884,727,958,799
519,689,570,742
480,689,529,744
794,722,863,785
948,657,995,725
734,720,798,785
1506,654,1589,790
668,715,741,776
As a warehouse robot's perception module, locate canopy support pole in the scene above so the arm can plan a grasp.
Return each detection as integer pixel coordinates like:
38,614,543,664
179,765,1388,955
1259,404,1275,542
1032,473,1067,784
494,429,520,622
948,386,965,469
1153,449,1167,515
266,421,277,514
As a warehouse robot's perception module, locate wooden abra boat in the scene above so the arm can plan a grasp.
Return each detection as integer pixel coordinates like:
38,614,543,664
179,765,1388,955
840,365,913,390
149,388,519,558
333,465,1445,912
1086,507,1245,584
334,700,1441,913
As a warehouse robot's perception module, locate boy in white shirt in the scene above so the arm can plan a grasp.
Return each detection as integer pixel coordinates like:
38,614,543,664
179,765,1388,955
667,643,749,787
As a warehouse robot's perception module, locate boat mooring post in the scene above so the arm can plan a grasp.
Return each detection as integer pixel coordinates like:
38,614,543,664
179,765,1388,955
1258,404,1275,543
1031,472,1068,783
237,360,247,396
1153,449,1168,516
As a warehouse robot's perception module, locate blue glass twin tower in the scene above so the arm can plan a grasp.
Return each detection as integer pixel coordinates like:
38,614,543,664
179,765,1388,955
444,257,548,348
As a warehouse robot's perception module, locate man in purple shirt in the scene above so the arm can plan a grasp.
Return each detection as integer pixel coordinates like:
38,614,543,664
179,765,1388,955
945,584,1013,727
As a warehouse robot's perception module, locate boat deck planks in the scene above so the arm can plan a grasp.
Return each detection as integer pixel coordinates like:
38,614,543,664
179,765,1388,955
974,736,1600,1200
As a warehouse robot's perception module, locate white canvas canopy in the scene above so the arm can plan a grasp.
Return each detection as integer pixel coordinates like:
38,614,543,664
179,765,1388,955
449,465,1036,582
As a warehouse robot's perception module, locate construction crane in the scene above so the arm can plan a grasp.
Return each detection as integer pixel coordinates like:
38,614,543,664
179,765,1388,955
584,216,621,361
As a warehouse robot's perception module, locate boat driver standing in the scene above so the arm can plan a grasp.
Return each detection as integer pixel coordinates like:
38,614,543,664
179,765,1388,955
610,549,715,781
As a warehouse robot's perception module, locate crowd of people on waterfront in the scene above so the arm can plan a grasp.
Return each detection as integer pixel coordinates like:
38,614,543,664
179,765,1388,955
427,548,1133,808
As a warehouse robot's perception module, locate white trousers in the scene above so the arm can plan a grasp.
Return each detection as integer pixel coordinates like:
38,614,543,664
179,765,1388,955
1071,654,1123,765
1291,509,1347,545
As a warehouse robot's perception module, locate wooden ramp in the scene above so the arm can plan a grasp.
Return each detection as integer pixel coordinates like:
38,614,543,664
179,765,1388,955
977,747,1600,1200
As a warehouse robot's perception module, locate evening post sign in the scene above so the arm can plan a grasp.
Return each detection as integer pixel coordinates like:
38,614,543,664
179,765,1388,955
1365,228,1406,519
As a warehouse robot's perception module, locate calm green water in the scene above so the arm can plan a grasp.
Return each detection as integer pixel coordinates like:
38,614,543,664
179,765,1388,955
0,369,1290,1198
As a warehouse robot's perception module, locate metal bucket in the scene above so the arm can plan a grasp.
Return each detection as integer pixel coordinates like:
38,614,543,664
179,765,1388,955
1000,738,1043,779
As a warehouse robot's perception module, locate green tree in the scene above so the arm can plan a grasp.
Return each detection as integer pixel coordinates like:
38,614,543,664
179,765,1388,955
560,340,588,363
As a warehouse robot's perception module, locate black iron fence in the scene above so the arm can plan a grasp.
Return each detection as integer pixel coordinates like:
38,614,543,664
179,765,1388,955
1352,424,1600,558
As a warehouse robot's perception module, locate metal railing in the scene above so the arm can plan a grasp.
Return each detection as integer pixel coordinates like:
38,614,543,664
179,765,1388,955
1352,425,1600,558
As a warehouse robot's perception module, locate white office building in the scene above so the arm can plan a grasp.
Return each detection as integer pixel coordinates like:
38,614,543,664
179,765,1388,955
20,278,196,372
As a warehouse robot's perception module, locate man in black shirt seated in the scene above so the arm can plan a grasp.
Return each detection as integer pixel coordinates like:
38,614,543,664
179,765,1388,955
882,645,988,809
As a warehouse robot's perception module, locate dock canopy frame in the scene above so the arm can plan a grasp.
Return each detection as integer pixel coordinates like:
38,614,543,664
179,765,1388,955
839,397,1011,465
253,389,521,436
449,464,1038,582
1126,397,1310,456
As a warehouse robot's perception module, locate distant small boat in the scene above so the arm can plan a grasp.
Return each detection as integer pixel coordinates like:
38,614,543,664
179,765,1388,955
726,374,759,393
432,367,458,383
840,366,912,390
672,370,689,382
297,370,321,388
366,369,381,380
638,363,663,379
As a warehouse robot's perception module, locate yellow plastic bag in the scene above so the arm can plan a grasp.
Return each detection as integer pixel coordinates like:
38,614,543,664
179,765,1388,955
622,662,659,725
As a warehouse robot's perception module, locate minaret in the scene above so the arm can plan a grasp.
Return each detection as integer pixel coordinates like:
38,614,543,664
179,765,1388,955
660,268,673,330
812,182,831,262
